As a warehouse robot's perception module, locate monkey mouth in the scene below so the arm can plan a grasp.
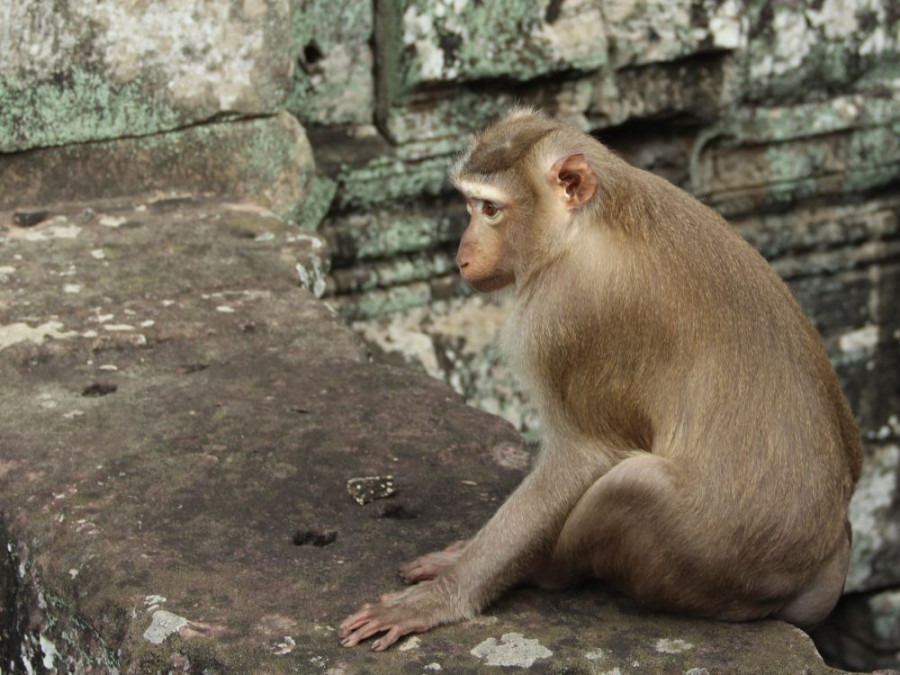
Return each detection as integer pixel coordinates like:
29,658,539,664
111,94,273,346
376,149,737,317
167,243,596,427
469,275,514,292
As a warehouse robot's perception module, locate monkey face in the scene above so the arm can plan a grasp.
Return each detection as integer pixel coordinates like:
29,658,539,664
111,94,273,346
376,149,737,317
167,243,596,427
454,183,516,292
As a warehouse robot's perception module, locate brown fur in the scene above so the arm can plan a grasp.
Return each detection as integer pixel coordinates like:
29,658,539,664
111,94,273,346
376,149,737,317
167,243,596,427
338,110,862,651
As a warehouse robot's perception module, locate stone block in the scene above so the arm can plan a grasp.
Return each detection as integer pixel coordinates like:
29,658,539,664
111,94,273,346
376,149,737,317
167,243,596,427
742,0,900,105
603,0,745,68
321,204,465,264
0,0,293,152
588,53,734,129
0,112,320,226
378,0,607,94
288,0,375,126
692,96,900,216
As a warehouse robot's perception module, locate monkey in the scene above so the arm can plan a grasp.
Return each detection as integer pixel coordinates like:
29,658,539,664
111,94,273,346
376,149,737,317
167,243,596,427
338,109,862,651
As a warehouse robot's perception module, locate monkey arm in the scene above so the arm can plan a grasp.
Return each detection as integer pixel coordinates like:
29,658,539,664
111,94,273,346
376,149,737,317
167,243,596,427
338,442,617,650
452,446,612,605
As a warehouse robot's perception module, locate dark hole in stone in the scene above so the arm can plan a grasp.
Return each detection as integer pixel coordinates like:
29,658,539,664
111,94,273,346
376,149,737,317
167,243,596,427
82,382,118,397
292,529,337,547
375,503,417,520
437,32,462,63
242,322,257,333
291,407,311,415
303,42,323,65
544,0,564,23
13,211,49,228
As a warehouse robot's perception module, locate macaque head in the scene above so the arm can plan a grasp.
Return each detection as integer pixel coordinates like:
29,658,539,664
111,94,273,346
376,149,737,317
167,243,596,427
451,110,599,292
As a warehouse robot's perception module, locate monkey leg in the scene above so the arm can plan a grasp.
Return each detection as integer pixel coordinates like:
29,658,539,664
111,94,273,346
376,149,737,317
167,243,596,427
537,453,842,625
400,540,469,584
527,453,674,592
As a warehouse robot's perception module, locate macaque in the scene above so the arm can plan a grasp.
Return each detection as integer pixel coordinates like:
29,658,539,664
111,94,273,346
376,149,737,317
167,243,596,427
338,109,862,651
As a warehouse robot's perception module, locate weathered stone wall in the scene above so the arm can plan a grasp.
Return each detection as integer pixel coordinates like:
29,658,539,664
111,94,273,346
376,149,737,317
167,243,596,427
2,0,899,670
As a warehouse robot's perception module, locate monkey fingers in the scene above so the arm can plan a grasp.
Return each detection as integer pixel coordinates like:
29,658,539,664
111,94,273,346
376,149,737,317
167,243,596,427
399,540,469,584
338,584,444,651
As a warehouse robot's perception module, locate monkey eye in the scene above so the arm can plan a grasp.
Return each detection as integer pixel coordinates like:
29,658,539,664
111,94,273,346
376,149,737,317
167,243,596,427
480,201,501,219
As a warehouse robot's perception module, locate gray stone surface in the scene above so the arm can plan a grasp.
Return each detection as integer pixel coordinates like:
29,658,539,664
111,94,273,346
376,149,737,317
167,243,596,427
0,112,323,227
0,0,292,152
2,0,899,669
816,588,900,672
0,199,848,673
742,0,900,104
289,0,375,126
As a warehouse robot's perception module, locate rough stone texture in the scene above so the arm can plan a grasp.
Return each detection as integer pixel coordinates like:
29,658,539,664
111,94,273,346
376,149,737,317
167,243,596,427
742,0,900,105
692,96,900,217
3,0,900,670
379,0,606,93
0,0,293,153
603,0,745,68
288,0,375,126
815,587,900,672
587,52,735,130
0,112,325,228
0,200,848,673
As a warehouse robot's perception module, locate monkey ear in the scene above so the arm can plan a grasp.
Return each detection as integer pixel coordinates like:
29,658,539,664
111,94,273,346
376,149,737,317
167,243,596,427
550,154,598,208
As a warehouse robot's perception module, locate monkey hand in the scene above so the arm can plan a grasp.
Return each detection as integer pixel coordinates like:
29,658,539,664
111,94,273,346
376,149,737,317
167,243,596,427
338,579,467,651
400,540,469,584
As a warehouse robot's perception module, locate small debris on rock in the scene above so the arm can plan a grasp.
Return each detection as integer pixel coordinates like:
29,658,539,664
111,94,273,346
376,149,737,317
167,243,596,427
292,529,337,547
271,635,296,655
82,382,118,397
143,610,189,645
346,475,396,505
470,633,553,668
13,211,49,228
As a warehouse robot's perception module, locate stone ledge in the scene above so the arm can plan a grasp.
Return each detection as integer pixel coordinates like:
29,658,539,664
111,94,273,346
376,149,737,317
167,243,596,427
0,113,319,226
0,200,846,673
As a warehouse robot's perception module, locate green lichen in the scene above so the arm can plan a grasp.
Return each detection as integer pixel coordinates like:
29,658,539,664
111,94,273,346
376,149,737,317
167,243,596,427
764,140,828,190
845,126,900,193
741,0,900,104
377,0,606,120
0,68,184,152
728,95,900,144
336,282,434,321
327,210,460,262
333,252,455,293
293,174,338,230
384,88,520,149
335,155,453,211
288,0,375,126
